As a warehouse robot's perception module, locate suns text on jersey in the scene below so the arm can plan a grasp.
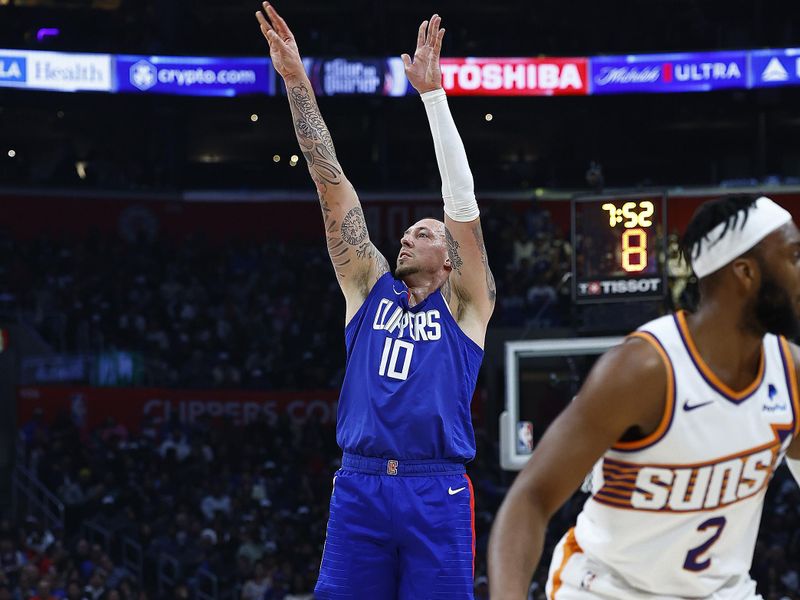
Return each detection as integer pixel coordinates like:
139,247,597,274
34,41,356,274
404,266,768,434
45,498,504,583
595,444,782,512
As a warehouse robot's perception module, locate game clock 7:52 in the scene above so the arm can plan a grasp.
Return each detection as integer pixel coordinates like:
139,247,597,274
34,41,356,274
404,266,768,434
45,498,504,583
572,195,667,303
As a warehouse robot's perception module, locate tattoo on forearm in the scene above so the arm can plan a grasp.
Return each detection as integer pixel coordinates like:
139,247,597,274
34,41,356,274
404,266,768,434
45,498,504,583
341,207,368,246
472,223,497,302
445,227,464,275
286,83,386,288
288,84,342,188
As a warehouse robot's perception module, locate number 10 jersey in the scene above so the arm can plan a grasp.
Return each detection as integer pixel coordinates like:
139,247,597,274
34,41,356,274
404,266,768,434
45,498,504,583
336,272,484,462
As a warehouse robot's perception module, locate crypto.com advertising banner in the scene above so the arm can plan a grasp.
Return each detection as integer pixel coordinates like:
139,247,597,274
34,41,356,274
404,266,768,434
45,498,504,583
18,385,339,430
115,54,273,96
590,51,748,94
438,57,589,96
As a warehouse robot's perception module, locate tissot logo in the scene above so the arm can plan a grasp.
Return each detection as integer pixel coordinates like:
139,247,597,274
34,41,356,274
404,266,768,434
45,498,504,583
0,55,26,82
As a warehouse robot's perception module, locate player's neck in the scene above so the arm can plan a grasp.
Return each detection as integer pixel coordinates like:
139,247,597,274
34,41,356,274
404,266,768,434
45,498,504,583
402,275,446,307
684,304,764,389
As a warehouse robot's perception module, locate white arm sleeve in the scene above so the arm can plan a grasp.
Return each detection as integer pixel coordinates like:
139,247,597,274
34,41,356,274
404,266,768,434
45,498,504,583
787,456,800,487
420,88,479,222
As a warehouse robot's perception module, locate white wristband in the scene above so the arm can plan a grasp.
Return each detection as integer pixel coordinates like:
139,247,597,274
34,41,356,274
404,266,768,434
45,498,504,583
420,88,479,223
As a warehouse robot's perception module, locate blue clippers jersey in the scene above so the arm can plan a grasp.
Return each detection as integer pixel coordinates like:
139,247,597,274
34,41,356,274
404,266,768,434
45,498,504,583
337,272,484,461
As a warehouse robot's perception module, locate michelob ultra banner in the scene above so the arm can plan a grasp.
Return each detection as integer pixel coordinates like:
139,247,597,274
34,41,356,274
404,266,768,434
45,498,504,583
590,51,748,94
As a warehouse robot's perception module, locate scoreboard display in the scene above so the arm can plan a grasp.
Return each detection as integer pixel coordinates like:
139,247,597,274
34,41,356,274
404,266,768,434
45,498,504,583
572,193,667,303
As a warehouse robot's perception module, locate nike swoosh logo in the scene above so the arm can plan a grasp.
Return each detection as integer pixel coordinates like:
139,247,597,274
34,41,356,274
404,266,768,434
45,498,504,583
392,286,406,296
683,400,714,412
448,486,466,496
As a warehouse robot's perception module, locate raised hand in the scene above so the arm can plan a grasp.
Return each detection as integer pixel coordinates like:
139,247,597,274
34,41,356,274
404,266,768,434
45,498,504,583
401,14,445,94
255,2,305,80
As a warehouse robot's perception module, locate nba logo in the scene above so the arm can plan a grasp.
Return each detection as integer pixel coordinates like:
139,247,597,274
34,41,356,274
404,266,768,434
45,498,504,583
517,421,534,454
387,460,398,475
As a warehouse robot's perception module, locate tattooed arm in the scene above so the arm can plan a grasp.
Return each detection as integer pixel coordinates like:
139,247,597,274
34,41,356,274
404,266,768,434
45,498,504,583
403,15,496,346
257,3,388,323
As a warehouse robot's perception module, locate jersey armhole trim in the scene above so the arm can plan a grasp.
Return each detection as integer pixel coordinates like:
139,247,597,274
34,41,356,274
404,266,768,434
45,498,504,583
344,271,393,341
778,336,800,438
611,331,676,452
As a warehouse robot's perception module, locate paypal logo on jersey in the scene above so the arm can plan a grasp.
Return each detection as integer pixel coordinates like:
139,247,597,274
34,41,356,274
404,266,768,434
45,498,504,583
762,383,787,412
372,298,442,342
0,55,26,83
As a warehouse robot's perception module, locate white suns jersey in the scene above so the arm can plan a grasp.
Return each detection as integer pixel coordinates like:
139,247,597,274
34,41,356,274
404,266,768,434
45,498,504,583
574,311,800,598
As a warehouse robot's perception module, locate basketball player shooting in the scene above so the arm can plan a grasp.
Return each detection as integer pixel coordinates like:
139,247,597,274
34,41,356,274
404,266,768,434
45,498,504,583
256,4,495,598
488,196,800,599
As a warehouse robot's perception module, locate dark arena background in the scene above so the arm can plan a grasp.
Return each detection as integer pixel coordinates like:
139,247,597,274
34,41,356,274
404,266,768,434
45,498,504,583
2,1,800,599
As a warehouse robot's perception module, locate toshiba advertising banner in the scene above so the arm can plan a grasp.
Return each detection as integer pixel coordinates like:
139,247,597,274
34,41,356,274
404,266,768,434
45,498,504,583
439,57,588,96
17,386,339,431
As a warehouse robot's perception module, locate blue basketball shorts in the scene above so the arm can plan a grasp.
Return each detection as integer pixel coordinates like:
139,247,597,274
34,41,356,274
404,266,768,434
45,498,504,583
314,453,476,600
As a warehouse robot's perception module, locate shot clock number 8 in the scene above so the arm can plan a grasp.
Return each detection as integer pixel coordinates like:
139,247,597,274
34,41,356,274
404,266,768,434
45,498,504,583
602,201,655,274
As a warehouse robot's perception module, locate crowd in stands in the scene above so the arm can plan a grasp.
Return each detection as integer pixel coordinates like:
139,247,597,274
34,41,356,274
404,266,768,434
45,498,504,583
12,400,800,600
14,402,515,599
1,205,573,388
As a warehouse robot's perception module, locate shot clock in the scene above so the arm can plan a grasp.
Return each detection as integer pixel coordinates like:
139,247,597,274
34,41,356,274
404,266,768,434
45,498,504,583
572,194,667,303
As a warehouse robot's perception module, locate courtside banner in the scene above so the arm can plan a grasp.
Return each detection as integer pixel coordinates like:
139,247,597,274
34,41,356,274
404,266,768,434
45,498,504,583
300,57,412,96
590,51,748,94
17,386,339,430
750,49,800,88
439,57,589,96
115,54,272,96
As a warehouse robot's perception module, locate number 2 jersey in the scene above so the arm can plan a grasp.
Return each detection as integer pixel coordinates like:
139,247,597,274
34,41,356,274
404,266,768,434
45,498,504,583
573,311,800,597
336,272,484,461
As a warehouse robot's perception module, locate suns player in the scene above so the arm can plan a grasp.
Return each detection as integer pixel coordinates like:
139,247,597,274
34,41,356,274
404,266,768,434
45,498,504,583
488,196,800,599
256,5,495,599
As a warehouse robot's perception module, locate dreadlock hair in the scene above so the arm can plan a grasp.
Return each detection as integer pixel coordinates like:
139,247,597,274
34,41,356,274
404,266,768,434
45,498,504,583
680,194,761,265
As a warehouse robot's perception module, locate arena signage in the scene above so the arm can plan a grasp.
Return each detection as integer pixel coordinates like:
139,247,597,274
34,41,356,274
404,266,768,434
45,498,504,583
590,51,748,94
439,57,589,96
17,386,339,429
301,57,411,96
0,51,27,85
115,54,272,96
576,277,662,299
0,49,112,92
750,49,800,88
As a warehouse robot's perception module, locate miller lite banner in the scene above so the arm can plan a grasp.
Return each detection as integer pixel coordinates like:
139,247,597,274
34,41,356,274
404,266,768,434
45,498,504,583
439,57,589,96
590,51,748,94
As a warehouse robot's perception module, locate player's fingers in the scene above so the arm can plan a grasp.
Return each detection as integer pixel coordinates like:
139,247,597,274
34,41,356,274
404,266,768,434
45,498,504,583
265,28,287,51
265,2,295,40
428,15,440,47
416,20,427,49
434,28,445,54
401,54,412,70
255,10,274,35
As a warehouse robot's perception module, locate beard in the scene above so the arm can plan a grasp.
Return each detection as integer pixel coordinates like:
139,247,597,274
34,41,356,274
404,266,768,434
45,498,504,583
395,262,420,279
752,269,800,338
